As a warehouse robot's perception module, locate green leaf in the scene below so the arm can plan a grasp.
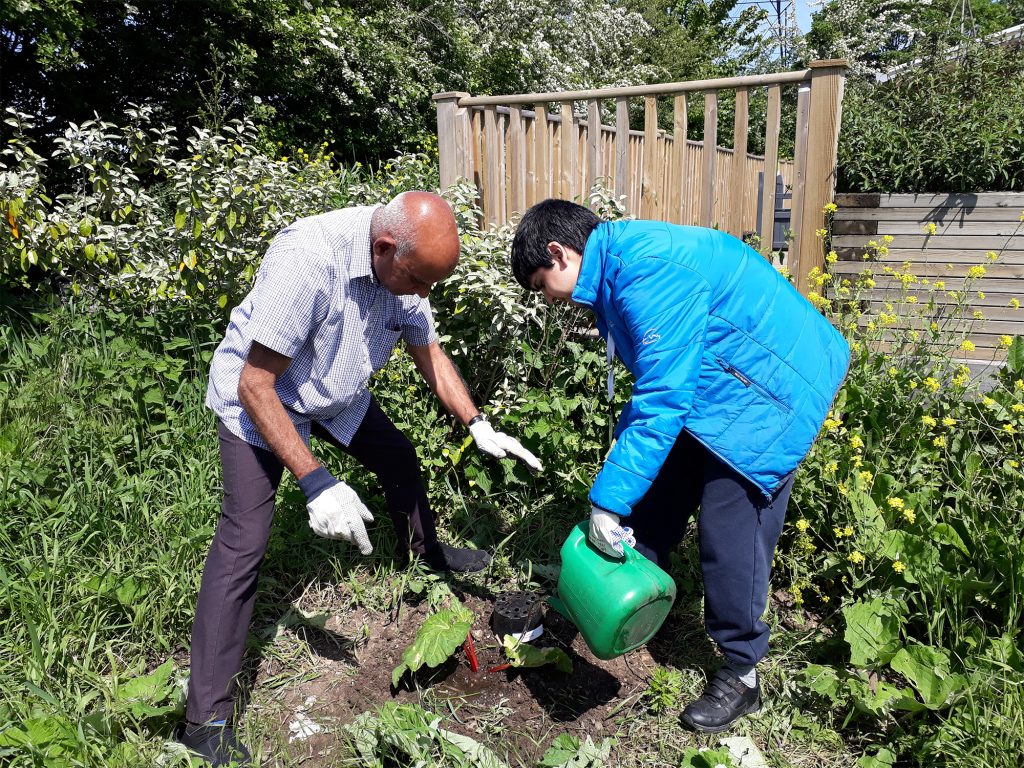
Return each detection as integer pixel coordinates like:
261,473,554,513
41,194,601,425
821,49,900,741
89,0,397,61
843,597,904,667
540,733,613,767
857,748,897,768
678,746,736,768
799,664,844,702
502,636,572,673
1007,336,1024,375
226,209,237,229
83,243,96,260
392,602,473,684
174,210,186,230
931,523,969,556
889,644,968,709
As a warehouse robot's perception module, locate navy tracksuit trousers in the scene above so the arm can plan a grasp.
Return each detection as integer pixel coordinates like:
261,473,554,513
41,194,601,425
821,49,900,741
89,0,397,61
627,430,794,667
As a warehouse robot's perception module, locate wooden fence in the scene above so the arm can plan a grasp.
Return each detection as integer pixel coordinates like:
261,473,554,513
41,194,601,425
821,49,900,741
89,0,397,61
832,193,1024,362
434,61,848,294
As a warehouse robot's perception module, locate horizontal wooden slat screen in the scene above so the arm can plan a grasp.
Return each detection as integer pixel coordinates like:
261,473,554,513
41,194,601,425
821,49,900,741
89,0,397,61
833,192,1024,362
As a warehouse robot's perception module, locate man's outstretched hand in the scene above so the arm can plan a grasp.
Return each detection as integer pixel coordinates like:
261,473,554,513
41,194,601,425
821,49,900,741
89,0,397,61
299,467,374,554
469,420,543,473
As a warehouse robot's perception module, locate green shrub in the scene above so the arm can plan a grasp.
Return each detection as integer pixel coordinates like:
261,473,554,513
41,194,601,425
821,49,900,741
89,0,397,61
838,39,1024,193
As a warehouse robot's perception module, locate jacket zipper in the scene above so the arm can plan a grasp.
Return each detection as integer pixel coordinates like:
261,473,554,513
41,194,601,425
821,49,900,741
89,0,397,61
684,428,773,502
715,357,792,414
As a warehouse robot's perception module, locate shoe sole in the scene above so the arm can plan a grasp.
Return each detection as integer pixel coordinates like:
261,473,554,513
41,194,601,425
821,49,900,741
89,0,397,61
680,696,762,734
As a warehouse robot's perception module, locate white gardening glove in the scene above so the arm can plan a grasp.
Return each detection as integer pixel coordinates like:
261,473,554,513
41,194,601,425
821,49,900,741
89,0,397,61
469,418,543,473
589,506,636,559
299,468,374,554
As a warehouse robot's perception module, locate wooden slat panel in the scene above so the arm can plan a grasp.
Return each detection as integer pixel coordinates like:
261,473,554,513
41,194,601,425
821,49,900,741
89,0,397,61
560,102,577,200
760,84,781,256
836,249,1024,263
587,99,601,197
671,95,687,225
873,193,1024,208
834,234,1024,251
615,98,630,211
788,82,811,285
524,110,536,208
729,87,749,236
840,220,1024,235
700,91,718,227
483,106,501,225
835,207,1024,222
834,260,1024,278
535,107,550,203
642,96,660,219
509,106,526,217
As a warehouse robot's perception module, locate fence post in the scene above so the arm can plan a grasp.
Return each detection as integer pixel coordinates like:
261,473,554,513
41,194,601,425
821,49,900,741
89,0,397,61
587,99,602,200
791,60,848,295
433,92,470,190
671,95,687,224
642,96,660,219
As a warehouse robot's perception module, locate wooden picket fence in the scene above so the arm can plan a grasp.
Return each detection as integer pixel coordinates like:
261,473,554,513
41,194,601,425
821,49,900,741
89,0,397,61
434,61,848,294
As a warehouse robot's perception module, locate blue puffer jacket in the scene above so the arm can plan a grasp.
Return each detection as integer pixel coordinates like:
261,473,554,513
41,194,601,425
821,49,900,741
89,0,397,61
573,220,850,516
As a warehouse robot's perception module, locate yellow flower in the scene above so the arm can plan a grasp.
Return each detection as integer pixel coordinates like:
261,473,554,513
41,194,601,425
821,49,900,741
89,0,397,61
1011,460,1020,468
833,526,843,538
843,526,854,537
983,396,997,408
864,278,876,289
825,460,839,472
850,435,864,450
892,560,906,574
922,415,937,428
933,281,945,290
986,251,998,262
1011,404,1024,413
903,508,916,523
815,228,828,238
796,518,810,532
968,265,987,279
823,202,838,214
1011,298,1021,310
821,595,830,603
848,550,865,564
823,417,842,432
838,482,849,496
1000,335,1013,348
889,366,899,376
1016,379,1024,391
924,377,940,393
827,250,838,264
922,222,937,235
977,291,986,299
1006,424,1018,435
887,497,905,509
972,311,984,320
907,295,918,303
933,436,947,448
930,322,939,332
942,417,956,427
859,470,873,483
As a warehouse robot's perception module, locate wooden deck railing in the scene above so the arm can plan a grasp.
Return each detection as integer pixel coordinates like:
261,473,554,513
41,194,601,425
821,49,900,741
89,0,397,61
434,61,848,295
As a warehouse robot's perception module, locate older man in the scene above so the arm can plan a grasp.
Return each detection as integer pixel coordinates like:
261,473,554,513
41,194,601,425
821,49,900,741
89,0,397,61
177,191,541,765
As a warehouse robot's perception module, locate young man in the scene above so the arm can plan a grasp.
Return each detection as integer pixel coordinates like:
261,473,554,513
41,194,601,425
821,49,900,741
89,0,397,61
510,199,849,733
178,191,542,765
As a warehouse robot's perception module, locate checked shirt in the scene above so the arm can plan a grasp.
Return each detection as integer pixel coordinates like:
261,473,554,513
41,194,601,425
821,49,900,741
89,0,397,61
206,205,437,450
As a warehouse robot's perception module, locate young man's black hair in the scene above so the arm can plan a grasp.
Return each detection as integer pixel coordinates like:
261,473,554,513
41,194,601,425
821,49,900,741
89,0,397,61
510,199,601,289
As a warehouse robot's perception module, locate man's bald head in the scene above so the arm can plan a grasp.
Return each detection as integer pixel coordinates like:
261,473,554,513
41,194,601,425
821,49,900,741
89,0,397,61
371,191,460,297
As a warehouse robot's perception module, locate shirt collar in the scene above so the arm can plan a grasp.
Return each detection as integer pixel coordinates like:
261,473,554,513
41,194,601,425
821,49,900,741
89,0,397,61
350,204,383,283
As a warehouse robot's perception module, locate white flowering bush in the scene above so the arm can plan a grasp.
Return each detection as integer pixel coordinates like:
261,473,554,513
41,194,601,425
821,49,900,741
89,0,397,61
0,107,438,308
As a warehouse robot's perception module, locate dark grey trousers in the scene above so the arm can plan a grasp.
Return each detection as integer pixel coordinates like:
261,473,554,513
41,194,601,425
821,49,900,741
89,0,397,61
627,431,794,667
185,397,438,723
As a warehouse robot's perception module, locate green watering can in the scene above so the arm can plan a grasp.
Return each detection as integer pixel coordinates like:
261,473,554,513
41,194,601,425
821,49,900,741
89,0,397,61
548,521,676,660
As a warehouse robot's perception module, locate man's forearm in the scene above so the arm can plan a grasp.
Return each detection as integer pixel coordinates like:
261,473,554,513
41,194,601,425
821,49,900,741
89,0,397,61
239,378,320,480
411,343,479,425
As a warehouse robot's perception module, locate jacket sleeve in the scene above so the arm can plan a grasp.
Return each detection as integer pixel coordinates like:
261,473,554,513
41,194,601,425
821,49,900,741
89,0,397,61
589,259,711,516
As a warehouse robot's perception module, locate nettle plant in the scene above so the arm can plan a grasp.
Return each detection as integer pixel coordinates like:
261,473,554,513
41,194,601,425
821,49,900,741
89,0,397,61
0,107,438,309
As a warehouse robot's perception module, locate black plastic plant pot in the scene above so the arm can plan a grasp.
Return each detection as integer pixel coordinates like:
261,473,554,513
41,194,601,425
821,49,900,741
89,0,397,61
491,591,544,642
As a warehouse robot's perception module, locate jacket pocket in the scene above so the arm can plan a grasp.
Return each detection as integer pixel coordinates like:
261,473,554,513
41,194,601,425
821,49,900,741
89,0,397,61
714,356,792,414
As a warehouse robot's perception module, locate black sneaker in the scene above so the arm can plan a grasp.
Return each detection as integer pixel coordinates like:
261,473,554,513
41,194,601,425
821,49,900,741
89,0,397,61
423,542,492,573
680,667,761,733
175,721,251,767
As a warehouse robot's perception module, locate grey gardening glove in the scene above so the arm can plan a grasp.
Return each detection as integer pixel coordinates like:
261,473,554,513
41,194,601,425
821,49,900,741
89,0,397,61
589,506,636,559
299,467,374,554
469,418,543,473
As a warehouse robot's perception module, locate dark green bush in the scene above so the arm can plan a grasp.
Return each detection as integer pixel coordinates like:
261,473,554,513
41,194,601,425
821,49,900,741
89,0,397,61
838,40,1024,192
